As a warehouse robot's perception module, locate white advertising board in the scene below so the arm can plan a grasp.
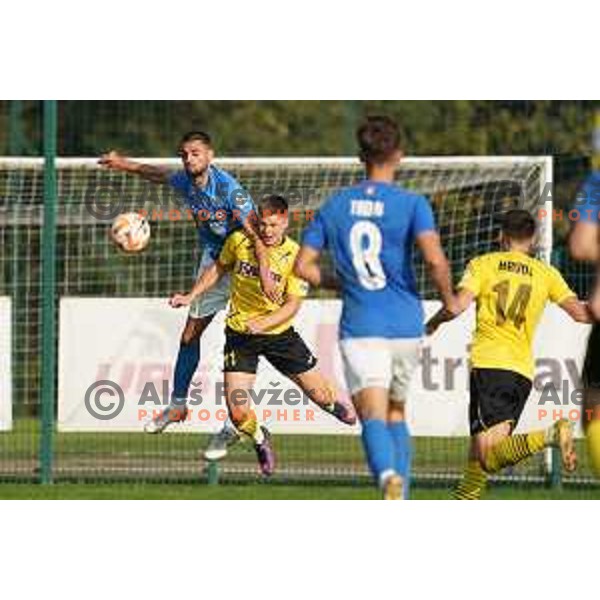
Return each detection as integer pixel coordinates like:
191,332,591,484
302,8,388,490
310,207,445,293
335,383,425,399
59,298,591,436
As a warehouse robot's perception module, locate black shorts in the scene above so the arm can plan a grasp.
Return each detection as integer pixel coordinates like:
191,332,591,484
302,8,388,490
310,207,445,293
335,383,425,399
582,322,600,389
223,327,318,377
469,368,533,436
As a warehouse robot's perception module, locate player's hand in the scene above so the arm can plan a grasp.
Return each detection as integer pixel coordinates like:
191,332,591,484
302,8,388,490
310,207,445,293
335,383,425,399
169,293,193,308
99,150,129,171
242,216,260,241
246,318,268,334
253,236,271,262
246,234,281,303
262,276,284,304
253,241,283,303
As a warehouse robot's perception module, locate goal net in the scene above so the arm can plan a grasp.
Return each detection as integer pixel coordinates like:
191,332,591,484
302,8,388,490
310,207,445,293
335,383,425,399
0,156,560,487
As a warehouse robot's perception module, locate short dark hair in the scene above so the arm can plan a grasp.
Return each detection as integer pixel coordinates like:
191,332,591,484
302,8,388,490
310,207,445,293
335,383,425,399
500,209,536,240
357,116,402,164
259,194,288,216
178,130,212,148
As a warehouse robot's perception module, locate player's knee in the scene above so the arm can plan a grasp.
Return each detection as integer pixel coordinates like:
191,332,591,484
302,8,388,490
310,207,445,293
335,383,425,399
180,323,205,345
474,444,495,473
479,453,493,474
388,402,405,422
477,435,508,474
473,439,493,473
180,331,199,346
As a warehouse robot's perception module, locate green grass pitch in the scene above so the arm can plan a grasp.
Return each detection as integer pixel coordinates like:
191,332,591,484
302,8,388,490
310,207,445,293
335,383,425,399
1,420,600,498
1,483,600,500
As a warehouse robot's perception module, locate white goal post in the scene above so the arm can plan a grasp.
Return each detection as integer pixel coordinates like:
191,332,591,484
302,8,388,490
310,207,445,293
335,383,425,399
0,154,553,260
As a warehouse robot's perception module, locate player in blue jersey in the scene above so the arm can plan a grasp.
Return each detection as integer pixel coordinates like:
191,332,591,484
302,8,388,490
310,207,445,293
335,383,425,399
568,170,600,474
99,131,274,455
295,116,457,499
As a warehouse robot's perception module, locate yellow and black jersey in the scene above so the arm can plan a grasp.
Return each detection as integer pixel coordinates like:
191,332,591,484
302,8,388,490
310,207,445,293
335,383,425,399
218,231,309,334
459,251,575,380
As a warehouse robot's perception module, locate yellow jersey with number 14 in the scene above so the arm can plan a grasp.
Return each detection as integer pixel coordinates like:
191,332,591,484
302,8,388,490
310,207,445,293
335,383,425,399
458,251,575,380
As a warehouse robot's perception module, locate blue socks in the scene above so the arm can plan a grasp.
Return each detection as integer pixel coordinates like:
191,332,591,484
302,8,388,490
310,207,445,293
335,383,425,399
172,338,201,405
388,421,412,499
361,419,413,498
361,420,396,488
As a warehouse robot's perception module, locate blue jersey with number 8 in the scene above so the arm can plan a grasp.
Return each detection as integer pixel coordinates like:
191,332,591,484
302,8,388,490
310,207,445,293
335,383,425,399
302,181,436,339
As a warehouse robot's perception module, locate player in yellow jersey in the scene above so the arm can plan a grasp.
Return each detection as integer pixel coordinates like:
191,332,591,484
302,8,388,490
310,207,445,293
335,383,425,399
169,195,356,475
427,209,593,499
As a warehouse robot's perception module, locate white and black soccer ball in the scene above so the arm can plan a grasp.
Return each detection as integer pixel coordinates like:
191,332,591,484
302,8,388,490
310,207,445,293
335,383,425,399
110,212,151,253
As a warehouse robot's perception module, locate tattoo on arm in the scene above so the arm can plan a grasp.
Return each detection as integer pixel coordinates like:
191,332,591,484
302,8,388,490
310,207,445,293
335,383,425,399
135,164,170,184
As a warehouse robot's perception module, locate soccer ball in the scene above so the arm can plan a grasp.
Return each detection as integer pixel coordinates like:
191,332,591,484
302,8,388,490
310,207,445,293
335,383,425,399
110,212,151,253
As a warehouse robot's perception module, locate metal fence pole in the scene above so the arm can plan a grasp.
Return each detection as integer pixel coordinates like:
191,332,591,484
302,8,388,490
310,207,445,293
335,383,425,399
8,101,24,417
40,100,58,484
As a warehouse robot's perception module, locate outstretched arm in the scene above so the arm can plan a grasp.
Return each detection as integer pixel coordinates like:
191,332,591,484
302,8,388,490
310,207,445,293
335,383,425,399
99,151,170,184
169,261,227,308
426,288,474,335
559,296,594,324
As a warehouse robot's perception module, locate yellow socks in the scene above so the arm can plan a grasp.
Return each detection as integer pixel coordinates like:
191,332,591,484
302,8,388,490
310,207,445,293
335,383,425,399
236,411,264,445
483,431,545,474
454,460,488,500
